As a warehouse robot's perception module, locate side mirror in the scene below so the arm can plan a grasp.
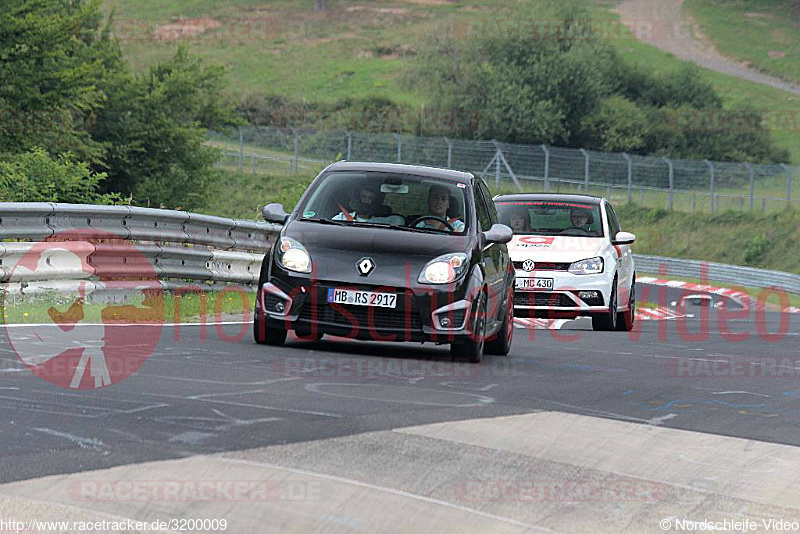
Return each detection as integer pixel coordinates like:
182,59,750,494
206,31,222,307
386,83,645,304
262,203,289,224
613,231,635,245
483,223,513,245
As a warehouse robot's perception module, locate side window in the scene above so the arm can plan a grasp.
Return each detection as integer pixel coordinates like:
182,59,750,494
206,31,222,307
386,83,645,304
473,184,492,232
479,182,498,225
606,203,621,237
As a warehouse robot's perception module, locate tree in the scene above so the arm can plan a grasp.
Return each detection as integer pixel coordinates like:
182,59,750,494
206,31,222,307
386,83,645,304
92,47,239,209
314,0,326,12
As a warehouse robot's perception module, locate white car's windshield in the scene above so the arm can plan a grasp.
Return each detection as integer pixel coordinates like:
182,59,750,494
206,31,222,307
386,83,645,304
496,200,604,238
297,171,469,234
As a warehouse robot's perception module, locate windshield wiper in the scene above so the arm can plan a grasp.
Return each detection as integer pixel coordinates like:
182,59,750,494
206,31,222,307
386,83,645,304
303,218,348,226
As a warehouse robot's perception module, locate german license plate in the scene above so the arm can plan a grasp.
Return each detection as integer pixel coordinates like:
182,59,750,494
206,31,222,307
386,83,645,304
327,288,397,308
515,278,554,290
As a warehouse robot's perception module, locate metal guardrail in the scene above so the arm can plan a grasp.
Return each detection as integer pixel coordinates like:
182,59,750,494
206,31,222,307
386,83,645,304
0,203,796,297
0,203,281,291
633,254,800,294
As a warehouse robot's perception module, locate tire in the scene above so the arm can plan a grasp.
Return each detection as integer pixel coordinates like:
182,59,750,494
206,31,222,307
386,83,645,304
451,291,487,363
615,277,635,332
253,307,288,346
592,279,618,331
485,288,513,356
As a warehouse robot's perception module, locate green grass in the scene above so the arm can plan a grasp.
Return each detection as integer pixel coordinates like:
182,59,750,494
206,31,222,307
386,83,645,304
599,7,800,164
104,0,514,104
616,203,800,274
108,0,800,163
1,289,255,325
685,0,800,85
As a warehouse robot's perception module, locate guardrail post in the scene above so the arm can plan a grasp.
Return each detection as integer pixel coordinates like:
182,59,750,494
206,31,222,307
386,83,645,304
445,137,453,168
238,126,244,172
580,148,589,193
705,159,715,214
291,128,299,173
540,145,550,193
393,133,402,163
745,163,754,212
346,132,352,160
663,157,674,210
781,163,792,207
691,193,696,213
623,152,632,203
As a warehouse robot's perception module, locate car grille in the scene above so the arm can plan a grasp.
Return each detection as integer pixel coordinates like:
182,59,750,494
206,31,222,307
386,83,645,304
513,261,570,271
514,292,575,307
298,297,421,331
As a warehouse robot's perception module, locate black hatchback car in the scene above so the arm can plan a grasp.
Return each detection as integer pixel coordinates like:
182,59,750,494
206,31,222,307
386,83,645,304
254,161,515,363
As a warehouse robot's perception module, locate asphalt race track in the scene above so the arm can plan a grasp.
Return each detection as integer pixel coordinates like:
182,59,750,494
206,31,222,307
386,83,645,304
0,282,798,532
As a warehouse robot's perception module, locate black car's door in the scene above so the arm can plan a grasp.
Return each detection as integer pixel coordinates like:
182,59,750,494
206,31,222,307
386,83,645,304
473,180,505,326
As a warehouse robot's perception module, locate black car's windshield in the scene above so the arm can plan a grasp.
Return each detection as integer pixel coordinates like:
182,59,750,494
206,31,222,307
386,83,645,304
296,171,469,234
495,200,604,238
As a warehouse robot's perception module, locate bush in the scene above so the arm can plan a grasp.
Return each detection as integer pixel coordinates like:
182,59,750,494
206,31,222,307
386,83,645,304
0,148,120,204
744,235,770,265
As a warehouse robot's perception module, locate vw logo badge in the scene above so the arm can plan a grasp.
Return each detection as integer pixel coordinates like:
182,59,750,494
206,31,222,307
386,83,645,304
357,257,375,276
522,259,535,272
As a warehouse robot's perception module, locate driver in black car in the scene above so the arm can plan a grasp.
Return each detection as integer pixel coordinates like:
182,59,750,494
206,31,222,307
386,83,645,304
414,184,465,232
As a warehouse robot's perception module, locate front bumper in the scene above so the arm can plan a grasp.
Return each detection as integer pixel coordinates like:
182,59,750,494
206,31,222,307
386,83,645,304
258,275,478,343
512,269,612,318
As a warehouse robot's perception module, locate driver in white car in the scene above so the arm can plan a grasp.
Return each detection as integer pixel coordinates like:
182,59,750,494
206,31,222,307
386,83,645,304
415,184,465,232
568,209,592,232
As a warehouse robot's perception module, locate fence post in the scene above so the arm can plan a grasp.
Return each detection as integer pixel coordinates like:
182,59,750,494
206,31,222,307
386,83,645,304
781,163,792,207
445,137,453,168
238,126,244,172
493,141,502,189
580,148,589,192
745,163,754,212
291,128,299,173
346,132,352,160
663,157,674,210
705,159,715,214
623,152,632,203
541,145,550,193
393,133,402,163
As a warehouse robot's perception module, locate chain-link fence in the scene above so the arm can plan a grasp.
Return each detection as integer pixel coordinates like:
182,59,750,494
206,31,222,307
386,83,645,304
210,127,798,213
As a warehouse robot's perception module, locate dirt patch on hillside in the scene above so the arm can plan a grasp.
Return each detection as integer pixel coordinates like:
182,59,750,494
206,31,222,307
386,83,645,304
155,18,222,41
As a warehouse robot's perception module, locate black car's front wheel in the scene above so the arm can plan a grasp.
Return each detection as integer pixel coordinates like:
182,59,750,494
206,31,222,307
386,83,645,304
253,307,288,346
451,291,487,363
485,288,513,356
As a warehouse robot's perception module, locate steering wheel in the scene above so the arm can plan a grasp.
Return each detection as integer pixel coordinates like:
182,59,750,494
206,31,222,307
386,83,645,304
409,215,454,232
560,227,592,235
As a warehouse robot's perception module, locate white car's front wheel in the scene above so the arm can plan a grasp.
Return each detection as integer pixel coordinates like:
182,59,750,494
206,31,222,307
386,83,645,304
592,280,617,331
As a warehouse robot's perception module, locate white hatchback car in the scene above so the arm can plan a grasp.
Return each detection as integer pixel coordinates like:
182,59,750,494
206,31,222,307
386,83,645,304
494,194,636,331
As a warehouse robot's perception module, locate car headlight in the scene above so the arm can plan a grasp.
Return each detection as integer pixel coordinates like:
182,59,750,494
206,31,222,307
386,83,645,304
277,237,311,273
419,253,469,284
568,257,604,275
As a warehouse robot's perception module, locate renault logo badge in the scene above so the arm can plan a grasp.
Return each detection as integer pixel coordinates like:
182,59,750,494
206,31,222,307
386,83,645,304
522,259,535,272
357,257,375,276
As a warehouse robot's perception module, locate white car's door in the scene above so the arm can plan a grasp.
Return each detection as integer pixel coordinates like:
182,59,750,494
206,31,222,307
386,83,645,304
605,202,633,306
